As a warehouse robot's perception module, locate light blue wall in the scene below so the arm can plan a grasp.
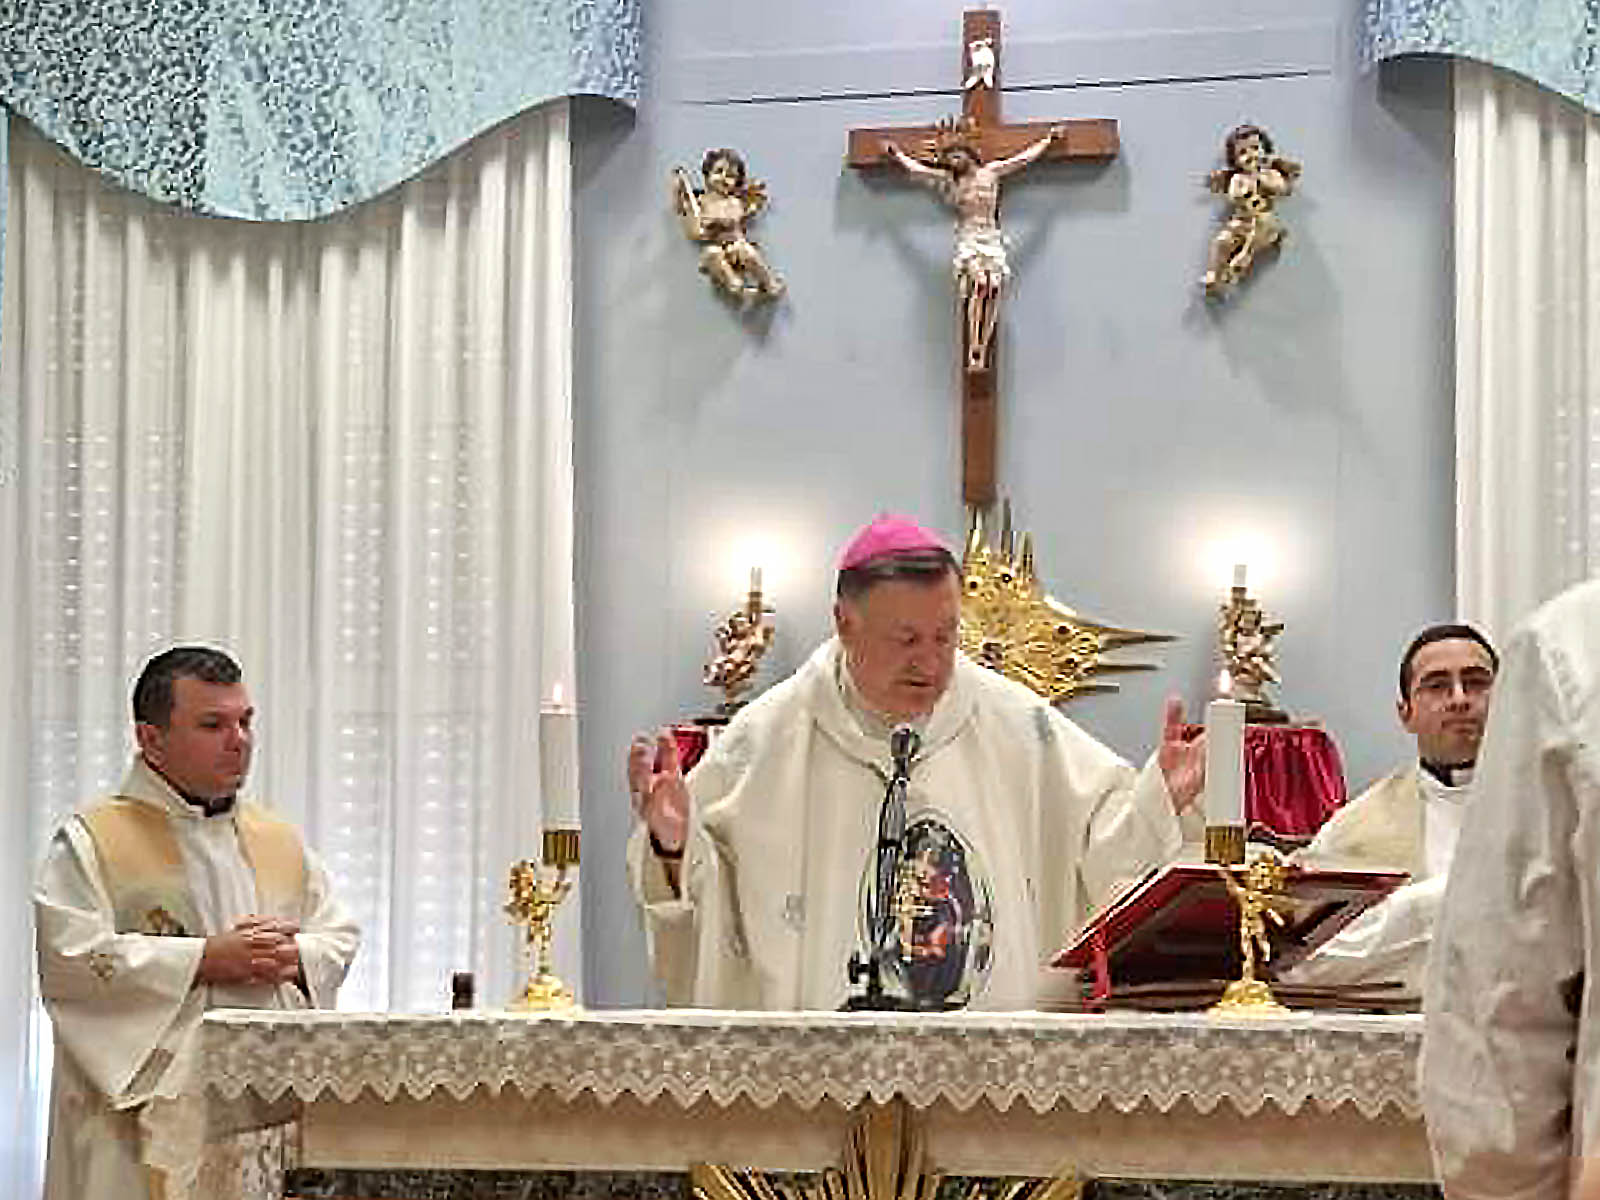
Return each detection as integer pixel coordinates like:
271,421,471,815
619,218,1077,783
572,1,1454,1006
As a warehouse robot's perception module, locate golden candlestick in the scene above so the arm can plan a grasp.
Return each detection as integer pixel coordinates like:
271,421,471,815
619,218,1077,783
1209,854,1292,1017
506,828,580,1011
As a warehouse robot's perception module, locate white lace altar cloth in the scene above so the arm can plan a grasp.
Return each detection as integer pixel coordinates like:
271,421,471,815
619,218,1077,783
197,1008,1422,1121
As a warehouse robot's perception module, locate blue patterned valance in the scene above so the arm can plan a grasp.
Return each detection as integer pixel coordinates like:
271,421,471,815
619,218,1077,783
0,0,639,221
1366,0,1600,113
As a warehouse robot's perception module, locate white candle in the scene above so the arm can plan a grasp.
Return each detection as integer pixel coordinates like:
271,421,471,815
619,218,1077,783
541,712,581,828
1232,563,1248,591
1203,698,1246,827
750,565,763,595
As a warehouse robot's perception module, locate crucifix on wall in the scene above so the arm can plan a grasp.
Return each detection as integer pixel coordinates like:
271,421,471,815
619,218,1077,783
847,10,1119,508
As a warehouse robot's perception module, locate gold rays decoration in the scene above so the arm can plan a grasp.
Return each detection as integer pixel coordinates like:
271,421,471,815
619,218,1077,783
960,503,1173,703
691,1101,1081,1200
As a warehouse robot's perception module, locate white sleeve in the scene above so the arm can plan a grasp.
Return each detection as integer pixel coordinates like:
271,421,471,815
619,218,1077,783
1037,710,1183,937
1281,875,1442,990
1421,626,1583,1200
626,741,756,1007
1080,753,1184,907
33,820,206,1105
291,845,360,1008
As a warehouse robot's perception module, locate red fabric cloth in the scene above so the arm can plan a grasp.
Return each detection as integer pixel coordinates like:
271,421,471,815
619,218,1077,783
670,723,712,774
1245,725,1346,837
1182,722,1347,838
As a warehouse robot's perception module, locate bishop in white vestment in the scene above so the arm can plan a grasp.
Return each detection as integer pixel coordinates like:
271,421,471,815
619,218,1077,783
34,648,358,1200
627,515,1205,1011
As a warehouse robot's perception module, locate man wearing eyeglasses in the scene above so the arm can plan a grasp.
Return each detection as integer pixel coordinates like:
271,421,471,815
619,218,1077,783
1286,624,1498,991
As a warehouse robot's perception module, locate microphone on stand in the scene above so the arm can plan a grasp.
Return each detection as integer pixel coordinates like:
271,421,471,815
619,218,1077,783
890,725,920,778
844,724,920,1011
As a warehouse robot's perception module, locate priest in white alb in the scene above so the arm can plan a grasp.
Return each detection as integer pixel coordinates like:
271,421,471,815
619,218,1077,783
34,646,359,1199
626,514,1205,1010
1285,624,1497,993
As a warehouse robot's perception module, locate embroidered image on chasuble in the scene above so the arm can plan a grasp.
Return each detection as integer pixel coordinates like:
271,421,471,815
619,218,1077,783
877,814,996,1009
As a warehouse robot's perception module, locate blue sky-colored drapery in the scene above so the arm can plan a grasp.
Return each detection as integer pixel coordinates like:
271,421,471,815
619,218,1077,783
1366,0,1600,113
0,0,639,221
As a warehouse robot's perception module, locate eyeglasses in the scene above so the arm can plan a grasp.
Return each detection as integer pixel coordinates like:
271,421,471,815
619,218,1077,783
1410,669,1495,701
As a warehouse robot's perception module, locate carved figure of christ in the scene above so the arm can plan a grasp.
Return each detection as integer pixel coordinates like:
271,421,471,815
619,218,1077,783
883,128,1062,374
846,9,1119,507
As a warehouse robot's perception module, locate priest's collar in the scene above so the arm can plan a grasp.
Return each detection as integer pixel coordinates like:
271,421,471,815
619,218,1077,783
1421,759,1474,788
129,754,238,818
836,653,930,742
179,789,237,817
807,638,974,771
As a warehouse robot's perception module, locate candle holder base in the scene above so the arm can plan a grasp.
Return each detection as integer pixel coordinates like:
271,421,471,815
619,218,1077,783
1208,978,1290,1017
1244,701,1290,724
1204,825,1246,866
508,972,577,1013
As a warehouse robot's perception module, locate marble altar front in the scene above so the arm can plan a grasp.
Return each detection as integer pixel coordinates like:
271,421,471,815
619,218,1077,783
187,1008,1432,1197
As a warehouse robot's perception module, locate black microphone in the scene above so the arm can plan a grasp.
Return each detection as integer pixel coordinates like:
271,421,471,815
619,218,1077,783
843,724,921,1011
890,725,920,776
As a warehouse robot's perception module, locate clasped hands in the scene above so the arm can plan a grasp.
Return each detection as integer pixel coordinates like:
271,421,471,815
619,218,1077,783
197,916,302,986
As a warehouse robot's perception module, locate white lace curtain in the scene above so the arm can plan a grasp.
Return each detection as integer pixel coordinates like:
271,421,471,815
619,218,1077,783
1455,60,1600,638
0,101,579,1197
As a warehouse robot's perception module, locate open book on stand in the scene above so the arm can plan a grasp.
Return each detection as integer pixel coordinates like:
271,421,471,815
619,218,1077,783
1051,861,1410,1012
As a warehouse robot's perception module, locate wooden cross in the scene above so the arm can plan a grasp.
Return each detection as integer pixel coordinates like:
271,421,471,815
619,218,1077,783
847,10,1119,509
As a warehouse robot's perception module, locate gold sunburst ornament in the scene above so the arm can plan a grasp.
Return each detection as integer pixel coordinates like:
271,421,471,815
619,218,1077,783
960,504,1173,702
692,1101,1080,1200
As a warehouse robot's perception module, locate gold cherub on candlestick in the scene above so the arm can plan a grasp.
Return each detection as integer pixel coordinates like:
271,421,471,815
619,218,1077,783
505,828,580,1011
703,575,775,715
1219,582,1287,722
1211,855,1293,1016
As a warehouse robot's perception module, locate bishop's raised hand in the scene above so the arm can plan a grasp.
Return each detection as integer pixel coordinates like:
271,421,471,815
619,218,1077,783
627,730,690,856
1156,696,1206,813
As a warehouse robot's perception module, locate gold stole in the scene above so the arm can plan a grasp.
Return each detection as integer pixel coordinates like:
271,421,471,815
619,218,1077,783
80,798,306,935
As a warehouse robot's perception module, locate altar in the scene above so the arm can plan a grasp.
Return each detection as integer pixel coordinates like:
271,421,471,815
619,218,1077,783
193,1008,1434,1197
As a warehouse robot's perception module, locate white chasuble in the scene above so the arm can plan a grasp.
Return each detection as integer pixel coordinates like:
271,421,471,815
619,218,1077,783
35,755,359,1200
630,638,1188,1010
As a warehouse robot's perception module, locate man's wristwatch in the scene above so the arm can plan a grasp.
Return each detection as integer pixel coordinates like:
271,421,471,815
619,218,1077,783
649,830,685,861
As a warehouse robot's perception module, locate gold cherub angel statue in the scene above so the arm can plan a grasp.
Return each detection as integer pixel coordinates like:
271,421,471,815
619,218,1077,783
672,148,786,303
1212,855,1294,1015
505,829,580,1010
1202,124,1302,298
1219,587,1286,721
703,576,776,714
